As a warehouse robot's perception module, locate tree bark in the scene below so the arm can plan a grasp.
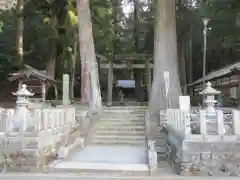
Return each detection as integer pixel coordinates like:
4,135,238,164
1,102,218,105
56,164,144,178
46,16,57,80
16,0,24,66
178,40,187,95
70,38,77,101
133,0,142,102
77,0,102,110
80,50,91,105
188,26,193,84
149,0,182,112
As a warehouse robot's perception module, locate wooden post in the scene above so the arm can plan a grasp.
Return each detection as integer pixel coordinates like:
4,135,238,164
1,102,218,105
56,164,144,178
107,60,113,106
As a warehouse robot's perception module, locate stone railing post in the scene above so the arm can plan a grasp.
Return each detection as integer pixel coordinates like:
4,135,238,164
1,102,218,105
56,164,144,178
232,110,240,137
43,110,48,132
216,110,225,136
169,109,174,129
200,110,207,138
6,109,14,132
148,140,157,175
183,110,191,139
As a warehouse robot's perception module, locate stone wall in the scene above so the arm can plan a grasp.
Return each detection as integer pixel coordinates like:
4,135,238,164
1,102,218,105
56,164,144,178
165,109,240,176
0,106,77,172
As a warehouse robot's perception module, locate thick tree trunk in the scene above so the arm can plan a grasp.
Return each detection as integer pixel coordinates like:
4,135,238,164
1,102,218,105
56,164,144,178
77,0,102,110
16,0,24,66
188,27,193,84
133,0,142,102
46,54,56,79
149,0,182,112
178,40,187,95
46,16,57,90
70,39,77,101
80,52,91,105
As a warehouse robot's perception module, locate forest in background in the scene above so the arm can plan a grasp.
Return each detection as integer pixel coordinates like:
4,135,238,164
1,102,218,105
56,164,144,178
0,0,239,110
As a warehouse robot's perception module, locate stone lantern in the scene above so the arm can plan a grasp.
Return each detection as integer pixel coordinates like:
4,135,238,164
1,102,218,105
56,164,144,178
11,84,35,132
199,82,220,134
199,82,220,114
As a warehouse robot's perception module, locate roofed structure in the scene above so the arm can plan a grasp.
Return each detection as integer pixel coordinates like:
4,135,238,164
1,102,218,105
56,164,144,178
7,64,57,102
8,64,56,82
188,61,240,87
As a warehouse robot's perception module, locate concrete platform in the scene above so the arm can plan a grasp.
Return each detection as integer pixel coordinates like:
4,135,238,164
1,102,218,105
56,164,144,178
67,145,148,164
1,173,240,180
51,145,149,173
53,162,149,171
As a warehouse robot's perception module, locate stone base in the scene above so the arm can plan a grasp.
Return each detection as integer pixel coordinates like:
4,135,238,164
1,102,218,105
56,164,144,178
167,140,240,176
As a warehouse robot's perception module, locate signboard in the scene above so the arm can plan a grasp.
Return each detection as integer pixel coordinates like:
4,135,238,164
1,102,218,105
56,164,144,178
163,71,170,97
116,80,135,88
179,96,190,110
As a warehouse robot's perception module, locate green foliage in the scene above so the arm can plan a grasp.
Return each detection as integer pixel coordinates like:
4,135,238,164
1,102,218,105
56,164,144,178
177,0,240,80
0,0,239,83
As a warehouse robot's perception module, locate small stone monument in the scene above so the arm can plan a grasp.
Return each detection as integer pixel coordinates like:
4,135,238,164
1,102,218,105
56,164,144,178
11,84,35,132
179,96,190,111
199,82,220,134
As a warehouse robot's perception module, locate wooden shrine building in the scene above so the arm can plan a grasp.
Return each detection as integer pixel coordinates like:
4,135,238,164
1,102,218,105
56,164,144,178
188,61,240,106
7,64,57,102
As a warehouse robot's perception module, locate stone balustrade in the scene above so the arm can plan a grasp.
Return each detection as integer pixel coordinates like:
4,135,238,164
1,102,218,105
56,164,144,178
165,108,240,176
0,106,76,172
165,109,240,141
0,107,75,134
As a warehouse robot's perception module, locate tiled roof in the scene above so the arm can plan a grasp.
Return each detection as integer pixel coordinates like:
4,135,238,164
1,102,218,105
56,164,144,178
8,64,56,82
188,61,240,86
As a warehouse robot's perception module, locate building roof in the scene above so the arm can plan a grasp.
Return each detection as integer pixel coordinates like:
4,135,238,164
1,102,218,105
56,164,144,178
7,64,56,82
188,61,240,86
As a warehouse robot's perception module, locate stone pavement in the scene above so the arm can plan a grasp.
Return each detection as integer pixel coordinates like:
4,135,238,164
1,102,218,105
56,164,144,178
66,145,148,164
0,173,239,180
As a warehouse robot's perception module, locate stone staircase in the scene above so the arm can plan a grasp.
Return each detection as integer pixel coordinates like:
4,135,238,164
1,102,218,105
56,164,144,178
50,106,151,176
90,106,147,146
146,110,167,162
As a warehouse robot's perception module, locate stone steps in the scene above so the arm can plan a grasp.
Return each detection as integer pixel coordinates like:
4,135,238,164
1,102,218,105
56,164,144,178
96,121,145,126
94,130,145,136
91,107,147,146
91,139,147,146
103,106,147,109
51,162,149,176
92,135,146,142
100,116,145,121
94,125,145,131
103,110,145,114
101,113,144,117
